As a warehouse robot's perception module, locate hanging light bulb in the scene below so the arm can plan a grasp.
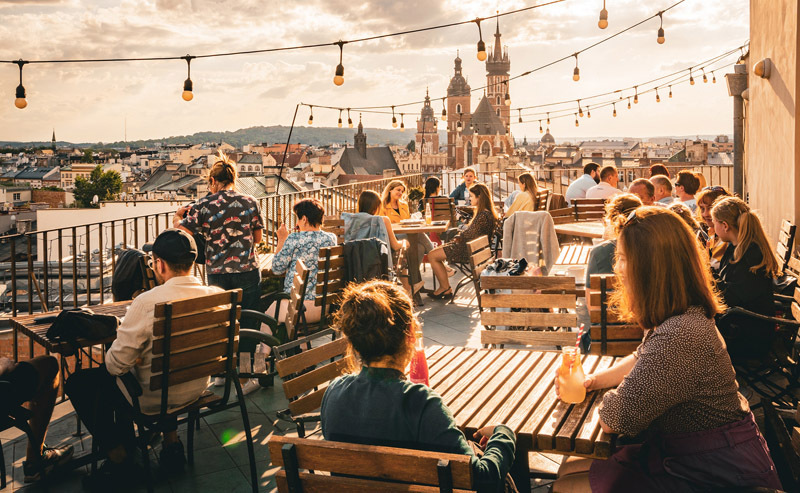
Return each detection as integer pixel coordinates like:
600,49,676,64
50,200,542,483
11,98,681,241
441,98,447,121
578,100,584,118
504,92,511,106
669,85,673,98
13,59,28,109
333,41,345,86
572,53,580,82
627,97,631,109
689,69,695,85
657,12,665,44
181,55,194,101
457,119,463,131
518,109,523,123
612,102,617,117
308,106,314,125
400,113,405,129
702,68,708,83
539,120,543,133
546,113,550,125
391,106,398,128
654,88,659,102
575,114,579,127
587,106,591,118
712,71,717,83
598,0,609,29
347,108,353,128
337,109,343,128
475,19,487,61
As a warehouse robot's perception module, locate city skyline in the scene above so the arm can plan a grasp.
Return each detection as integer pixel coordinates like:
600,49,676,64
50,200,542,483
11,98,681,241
0,0,748,143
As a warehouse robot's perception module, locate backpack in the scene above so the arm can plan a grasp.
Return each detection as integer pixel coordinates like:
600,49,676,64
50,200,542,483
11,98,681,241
112,248,150,301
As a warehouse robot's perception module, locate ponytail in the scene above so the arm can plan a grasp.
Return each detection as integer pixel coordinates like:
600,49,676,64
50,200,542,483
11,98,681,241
208,150,238,185
712,196,780,278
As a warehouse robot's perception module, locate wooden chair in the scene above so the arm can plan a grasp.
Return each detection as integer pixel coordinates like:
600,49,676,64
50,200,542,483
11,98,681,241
119,289,259,493
762,399,800,491
268,435,475,493
429,196,456,224
586,274,644,356
316,245,347,327
448,236,492,304
549,198,606,225
273,329,351,438
777,220,797,274
479,275,578,348
535,188,551,211
322,216,345,244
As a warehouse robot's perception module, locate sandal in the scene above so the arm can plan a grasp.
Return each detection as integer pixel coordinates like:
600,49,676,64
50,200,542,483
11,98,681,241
427,288,453,300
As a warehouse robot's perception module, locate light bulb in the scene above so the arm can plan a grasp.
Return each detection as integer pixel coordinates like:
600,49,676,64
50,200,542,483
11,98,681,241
669,87,673,98
348,118,353,128
634,94,638,104
598,8,608,29
539,122,543,133
441,108,447,121
690,76,695,85
613,108,617,117
15,97,27,109
656,92,660,103
573,67,580,82
308,116,313,125
587,109,591,118
181,91,193,101
657,27,665,44
504,93,511,106
333,63,344,86
579,108,584,118
547,114,550,125
703,73,708,83
338,118,342,128
392,117,397,128
575,115,579,127
182,78,193,101
518,115,523,123
712,73,717,83
477,40,487,61
627,99,631,109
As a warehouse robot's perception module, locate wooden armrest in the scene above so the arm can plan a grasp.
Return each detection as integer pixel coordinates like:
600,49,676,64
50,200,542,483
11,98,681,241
724,306,800,328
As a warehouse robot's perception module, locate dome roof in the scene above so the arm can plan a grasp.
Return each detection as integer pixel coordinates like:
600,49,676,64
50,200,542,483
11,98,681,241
541,131,555,144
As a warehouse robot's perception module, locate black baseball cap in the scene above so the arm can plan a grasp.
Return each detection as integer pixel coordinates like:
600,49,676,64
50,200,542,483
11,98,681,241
143,228,197,264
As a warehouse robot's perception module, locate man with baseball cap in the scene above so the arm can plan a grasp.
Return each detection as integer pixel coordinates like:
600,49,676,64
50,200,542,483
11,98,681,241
65,229,222,485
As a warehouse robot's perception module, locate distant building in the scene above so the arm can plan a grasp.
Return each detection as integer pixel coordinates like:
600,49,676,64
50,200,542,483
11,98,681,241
2,167,60,189
329,118,401,184
60,163,97,189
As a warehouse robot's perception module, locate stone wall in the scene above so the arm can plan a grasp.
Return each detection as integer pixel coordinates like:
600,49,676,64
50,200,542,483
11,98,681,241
31,189,73,208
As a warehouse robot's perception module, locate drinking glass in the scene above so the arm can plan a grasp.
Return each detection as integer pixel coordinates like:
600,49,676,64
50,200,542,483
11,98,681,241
559,347,586,404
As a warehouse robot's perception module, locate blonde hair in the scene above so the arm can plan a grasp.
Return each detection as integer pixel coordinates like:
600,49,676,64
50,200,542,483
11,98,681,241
468,182,499,224
518,172,539,210
668,202,700,231
604,193,642,237
711,197,780,278
208,150,237,185
380,180,406,206
612,207,725,330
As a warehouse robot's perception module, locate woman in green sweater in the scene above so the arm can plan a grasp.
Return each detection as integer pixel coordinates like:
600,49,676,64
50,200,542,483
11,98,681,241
321,280,517,492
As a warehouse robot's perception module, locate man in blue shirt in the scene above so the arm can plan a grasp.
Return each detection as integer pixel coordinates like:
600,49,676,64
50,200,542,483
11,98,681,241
564,163,600,205
449,166,477,204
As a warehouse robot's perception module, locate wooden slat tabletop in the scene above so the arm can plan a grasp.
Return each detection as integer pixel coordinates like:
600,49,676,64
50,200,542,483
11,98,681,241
258,253,280,278
10,301,132,354
392,221,450,235
554,221,605,239
555,245,593,266
427,345,616,460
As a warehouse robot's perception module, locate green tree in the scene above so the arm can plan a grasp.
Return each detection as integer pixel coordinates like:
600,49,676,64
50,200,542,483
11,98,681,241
80,149,94,163
73,165,122,208
406,139,415,152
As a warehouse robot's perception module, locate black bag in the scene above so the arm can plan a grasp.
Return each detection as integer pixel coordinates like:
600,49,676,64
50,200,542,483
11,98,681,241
45,308,120,356
112,248,148,301
774,274,798,296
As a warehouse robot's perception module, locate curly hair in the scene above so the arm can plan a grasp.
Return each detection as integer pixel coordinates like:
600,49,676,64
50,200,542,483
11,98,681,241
604,193,642,237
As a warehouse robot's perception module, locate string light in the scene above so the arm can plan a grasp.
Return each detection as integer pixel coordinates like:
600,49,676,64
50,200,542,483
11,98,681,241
612,102,617,117
347,108,353,128
518,109,523,123
546,126,550,134
181,55,194,101
475,19,487,61
655,88,660,102
572,53,580,82
598,0,609,29
539,120,543,133
702,68,708,83
587,106,591,118
634,86,639,104
400,113,405,129
547,112,550,125
578,99,584,117
627,97,631,109
308,105,314,125
669,85,673,98
504,81,511,106
712,71,717,83
441,98,447,120
391,106,398,128
14,59,27,109
657,12,665,44
575,113,579,127
333,41,345,86
338,109,343,128
689,68,695,85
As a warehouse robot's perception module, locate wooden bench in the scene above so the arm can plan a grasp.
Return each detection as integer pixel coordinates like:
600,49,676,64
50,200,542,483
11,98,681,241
479,275,578,348
587,274,643,356
549,198,606,225
429,196,457,224
268,435,476,493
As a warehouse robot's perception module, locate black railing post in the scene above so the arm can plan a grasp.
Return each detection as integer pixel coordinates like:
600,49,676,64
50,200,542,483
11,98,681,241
71,227,78,308
85,225,91,306
10,236,17,317
57,229,64,310
98,223,104,304
42,231,49,310
26,234,33,314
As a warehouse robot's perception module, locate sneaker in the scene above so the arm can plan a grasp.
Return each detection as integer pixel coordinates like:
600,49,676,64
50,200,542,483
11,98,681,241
241,379,261,395
213,376,225,387
158,440,186,475
23,443,74,483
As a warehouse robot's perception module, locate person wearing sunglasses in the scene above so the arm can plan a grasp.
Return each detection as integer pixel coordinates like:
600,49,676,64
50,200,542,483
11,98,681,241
695,185,732,267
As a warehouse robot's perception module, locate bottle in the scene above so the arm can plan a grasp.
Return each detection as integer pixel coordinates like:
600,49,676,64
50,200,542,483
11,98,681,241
558,347,586,404
425,201,432,225
409,330,430,386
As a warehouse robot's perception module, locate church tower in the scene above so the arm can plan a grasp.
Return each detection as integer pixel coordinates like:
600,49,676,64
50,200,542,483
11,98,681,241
486,18,510,129
354,115,367,159
447,52,471,168
51,129,56,151
416,88,438,155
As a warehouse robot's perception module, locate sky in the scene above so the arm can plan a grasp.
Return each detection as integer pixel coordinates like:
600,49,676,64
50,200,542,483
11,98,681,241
0,0,749,143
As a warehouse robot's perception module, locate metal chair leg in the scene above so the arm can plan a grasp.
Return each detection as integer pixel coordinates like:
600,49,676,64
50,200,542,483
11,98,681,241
187,414,196,466
232,378,259,493
1,441,6,490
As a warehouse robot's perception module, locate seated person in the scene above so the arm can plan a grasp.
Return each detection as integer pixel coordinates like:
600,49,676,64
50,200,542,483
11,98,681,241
449,166,477,204
427,183,498,299
648,163,670,178
627,178,654,206
695,185,731,266
585,194,642,286
675,169,700,212
321,280,516,491
667,202,700,234
711,197,780,361
379,180,411,223
505,172,540,216
553,207,781,492
650,175,674,206
420,176,445,213
0,356,73,483
271,198,337,323
585,165,622,200
65,229,222,484
565,162,600,205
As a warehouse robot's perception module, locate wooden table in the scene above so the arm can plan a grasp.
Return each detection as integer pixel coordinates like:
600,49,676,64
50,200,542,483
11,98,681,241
392,221,450,304
554,221,605,240
555,245,593,266
427,345,617,492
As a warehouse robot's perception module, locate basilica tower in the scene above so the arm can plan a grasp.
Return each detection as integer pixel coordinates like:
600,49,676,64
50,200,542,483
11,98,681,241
446,53,471,168
485,18,510,129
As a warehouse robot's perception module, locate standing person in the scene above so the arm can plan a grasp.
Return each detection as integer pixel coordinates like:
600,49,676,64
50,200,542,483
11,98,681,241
321,280,517,492
650,175,674,206
675,170,700,212
695,185,732,265
505,172,540,215
426,183,498,299
174,153,264,322
379,180,411,223
711,197,780,362
565,163,600,205
449,167,477,204
553,207,781,492
585,165,622,200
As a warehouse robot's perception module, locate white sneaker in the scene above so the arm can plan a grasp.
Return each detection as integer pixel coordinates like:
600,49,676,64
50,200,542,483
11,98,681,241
241,379,261,396
213,377,225,387
253,356,267,374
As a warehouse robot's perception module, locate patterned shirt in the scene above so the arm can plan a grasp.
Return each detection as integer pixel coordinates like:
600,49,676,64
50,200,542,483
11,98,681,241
179,190,264,275
271,230,336,300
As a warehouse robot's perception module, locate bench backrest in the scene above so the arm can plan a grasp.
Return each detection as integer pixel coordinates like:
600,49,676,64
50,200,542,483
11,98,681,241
479,275,578,347
468,236,494,308
316,245,346,325
587,274,644,355
150,289,242,409
777,220,797,274
536,188,551,211
548,198,606,225
322,216,345,245
268,435,475,492
284,260,310,340
430,197,456,224
274,330,351,417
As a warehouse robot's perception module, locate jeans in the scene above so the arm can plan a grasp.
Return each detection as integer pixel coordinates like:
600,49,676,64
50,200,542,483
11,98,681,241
208,269,261,329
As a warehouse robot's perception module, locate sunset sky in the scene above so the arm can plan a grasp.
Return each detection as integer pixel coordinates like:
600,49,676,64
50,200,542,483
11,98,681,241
0,0,749,143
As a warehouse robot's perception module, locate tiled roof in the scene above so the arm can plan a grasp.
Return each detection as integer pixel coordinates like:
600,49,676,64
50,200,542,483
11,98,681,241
12,167,57,180
337,147,400,176
157,175,203,191
235,175,300,199
237,153,263,165
462,96,507,136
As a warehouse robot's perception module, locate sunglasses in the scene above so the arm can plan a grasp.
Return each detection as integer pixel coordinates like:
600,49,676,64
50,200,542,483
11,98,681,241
702,186,726,193
623,209,642,229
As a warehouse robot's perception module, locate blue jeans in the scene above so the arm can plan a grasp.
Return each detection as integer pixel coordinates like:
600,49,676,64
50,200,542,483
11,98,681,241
208,269,261,329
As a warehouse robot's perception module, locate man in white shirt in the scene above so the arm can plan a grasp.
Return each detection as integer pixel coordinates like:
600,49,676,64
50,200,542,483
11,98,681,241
674,169,700,212
66,229,222,483
585,165,622,200
650,175,675,206
564,163,600,205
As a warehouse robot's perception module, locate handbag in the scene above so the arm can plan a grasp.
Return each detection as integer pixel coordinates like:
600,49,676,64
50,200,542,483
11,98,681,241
45,308,120,356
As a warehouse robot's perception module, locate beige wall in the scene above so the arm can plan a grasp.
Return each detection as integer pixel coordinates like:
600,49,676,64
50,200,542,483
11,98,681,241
747,0,799,249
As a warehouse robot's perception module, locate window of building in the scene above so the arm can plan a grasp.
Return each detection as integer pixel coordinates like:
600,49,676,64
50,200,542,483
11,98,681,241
13,193,20,200
496,96,501,106
496,109,500,116
456,103,462,114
